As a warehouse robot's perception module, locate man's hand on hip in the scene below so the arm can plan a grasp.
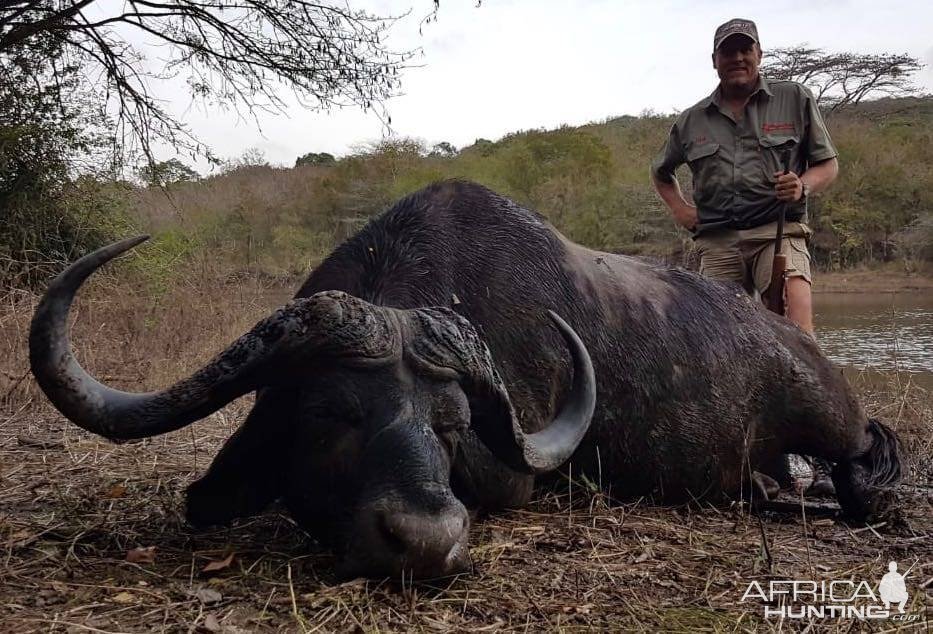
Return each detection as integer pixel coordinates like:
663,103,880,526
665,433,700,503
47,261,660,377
650,174,699,232
673,203,698,231
774,171,803,202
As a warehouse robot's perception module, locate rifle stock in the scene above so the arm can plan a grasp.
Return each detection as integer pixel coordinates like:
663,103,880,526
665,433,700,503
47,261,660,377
765,146,793,316
765,252,787,314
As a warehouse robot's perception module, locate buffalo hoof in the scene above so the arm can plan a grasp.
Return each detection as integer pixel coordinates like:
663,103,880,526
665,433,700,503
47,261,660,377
804,457,836,498
805,477,836,498
752,471,780,501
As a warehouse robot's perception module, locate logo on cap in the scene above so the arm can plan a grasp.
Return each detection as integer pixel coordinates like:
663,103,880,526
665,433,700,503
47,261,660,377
714,18,759,51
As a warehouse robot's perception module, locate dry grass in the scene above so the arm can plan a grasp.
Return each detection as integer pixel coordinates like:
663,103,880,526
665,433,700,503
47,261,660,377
1,273,931,632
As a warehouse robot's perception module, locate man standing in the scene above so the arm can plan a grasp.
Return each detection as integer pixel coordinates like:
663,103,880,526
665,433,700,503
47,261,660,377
651,19,839,496
651,18,839,335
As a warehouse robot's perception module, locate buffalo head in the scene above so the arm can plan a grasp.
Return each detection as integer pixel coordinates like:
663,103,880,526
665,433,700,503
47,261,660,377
29,237,596,579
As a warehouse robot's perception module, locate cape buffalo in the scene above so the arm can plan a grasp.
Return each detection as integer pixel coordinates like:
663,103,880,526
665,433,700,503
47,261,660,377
30,180,901,579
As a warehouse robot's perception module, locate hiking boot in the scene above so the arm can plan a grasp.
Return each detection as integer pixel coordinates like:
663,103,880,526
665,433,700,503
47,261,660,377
786,455,836,497
787,454,813,492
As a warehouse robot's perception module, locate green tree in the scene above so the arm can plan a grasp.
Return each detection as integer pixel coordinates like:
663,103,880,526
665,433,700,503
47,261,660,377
429,142,458,157
137,159,199,187
296,152,337,167
222,147,270,173
761,47,924,114
0,36,127,287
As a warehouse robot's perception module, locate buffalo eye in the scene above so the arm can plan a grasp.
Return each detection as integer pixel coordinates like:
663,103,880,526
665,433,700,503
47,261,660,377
432,407,468,458
302,389,365,429
437,428,461,458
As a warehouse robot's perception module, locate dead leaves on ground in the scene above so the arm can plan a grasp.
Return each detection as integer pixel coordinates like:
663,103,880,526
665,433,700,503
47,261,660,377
104,483,128,499
125,546,157,564
202,552,235,573
194,587,223,605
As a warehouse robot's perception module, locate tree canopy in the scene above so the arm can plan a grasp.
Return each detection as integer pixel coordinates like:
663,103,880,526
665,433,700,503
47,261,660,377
296,152,337,167
762,46,925,113
137,159,199,186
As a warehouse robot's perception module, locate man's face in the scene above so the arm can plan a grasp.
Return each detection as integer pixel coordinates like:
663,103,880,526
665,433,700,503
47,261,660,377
712,35,762,91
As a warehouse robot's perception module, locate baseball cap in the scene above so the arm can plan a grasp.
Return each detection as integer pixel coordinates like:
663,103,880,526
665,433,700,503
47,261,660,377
713,18,759,51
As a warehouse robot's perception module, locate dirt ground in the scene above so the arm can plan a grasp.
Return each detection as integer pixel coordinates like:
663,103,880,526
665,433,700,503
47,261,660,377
1,277,931,632
1,381,930,633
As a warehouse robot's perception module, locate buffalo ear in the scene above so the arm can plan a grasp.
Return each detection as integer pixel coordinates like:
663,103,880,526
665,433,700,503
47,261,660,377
405,307,595,475
459,366,535,474
459,311,596,475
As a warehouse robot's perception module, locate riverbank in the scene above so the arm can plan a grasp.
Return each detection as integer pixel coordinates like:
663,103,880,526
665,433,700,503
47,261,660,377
813,266,933,294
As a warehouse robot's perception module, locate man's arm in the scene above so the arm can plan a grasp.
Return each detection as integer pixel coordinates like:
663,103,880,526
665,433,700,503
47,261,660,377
651,173,698,230
651,121,697,230
774,157,839,202
774,84,840,202
802,156,838,194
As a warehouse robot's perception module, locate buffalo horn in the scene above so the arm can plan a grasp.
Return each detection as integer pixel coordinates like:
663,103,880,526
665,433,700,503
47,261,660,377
29,237,390,442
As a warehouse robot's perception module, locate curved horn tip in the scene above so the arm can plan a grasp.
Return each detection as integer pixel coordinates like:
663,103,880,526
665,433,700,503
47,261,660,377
45,235,150,291
126,234,151,246
545,309,568,331
89,235,151,265
509,309,596,474
460,308,597,476
110,234,151,256
545,310,595,384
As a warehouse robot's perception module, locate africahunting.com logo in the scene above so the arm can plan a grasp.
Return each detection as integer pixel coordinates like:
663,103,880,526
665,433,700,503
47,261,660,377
741,560,921,622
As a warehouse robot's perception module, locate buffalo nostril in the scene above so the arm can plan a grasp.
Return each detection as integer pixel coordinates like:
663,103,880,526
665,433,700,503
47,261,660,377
379,509,468,565
376,511,409,555
339,502,473,579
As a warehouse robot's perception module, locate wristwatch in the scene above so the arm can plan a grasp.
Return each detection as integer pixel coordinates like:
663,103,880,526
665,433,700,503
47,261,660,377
800,181,811,201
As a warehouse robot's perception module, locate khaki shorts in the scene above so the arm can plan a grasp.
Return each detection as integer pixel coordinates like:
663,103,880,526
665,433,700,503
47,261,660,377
695,221,812,294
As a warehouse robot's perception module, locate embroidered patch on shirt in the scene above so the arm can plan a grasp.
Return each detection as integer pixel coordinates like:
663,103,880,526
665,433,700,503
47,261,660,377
762,122,795,133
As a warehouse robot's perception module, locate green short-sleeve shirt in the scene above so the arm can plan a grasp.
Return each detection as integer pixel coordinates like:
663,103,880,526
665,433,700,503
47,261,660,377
651,76,837,234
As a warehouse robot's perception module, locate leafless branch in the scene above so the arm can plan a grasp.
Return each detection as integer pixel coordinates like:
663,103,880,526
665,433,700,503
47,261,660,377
0,0,416,164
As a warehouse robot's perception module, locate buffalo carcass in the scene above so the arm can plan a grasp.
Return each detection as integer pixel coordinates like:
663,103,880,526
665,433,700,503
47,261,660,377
30,180,901,579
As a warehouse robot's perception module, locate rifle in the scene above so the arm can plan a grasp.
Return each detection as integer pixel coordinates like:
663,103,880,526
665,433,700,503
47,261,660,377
900,559,918,580
765,147,793,315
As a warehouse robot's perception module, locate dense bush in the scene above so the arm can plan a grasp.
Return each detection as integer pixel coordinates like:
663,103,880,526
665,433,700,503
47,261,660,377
122,98,933,282
0,40,134,289
3,95,930,289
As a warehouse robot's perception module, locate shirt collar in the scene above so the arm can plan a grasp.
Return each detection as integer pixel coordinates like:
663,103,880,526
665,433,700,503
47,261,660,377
704,75,771,110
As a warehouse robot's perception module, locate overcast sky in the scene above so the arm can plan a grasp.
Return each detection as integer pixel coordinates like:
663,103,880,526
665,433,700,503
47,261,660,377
146,0,933,172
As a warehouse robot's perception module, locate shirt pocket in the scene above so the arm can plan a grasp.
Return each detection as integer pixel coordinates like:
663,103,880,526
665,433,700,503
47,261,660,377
758,134,800,177
685,142,721,198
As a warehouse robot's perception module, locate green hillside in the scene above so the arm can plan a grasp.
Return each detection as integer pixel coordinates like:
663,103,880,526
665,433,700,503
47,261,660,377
3,97,931,289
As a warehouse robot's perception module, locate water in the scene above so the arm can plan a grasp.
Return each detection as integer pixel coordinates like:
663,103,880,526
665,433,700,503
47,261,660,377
814,291,933,380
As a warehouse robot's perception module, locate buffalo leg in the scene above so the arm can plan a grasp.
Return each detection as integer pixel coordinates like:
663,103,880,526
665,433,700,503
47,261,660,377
780,359,903,521
185,388,296,527
759,453,794,490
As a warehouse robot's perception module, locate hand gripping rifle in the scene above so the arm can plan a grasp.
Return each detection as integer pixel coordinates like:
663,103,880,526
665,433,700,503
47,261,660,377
765,147,793,315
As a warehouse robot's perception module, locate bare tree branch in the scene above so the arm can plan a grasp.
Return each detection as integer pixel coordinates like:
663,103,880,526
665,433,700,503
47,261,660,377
762,45,924,114
0,0,417,165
